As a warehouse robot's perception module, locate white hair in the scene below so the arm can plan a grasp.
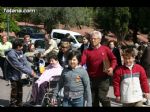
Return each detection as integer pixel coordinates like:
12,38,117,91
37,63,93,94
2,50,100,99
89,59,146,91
90,30,102,39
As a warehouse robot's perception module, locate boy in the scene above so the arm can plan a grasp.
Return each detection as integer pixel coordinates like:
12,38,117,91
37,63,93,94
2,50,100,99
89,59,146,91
113,48,150,107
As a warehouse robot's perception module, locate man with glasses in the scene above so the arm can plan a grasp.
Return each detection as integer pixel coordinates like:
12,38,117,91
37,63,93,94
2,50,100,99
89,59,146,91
81,31,117,107
57,38,72,68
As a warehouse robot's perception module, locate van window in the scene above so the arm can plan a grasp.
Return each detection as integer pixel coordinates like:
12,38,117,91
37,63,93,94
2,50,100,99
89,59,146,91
53,32,77,44
53,32,65,39
70,38,76,44
34,40,45,49
74,35,83,43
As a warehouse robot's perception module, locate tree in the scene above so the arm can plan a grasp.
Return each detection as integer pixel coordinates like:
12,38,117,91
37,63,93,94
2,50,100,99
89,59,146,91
0,7,7,32
94,7,131,41
136,7,150,33
28,7,94,32
61,7,94,28
0,7,20,33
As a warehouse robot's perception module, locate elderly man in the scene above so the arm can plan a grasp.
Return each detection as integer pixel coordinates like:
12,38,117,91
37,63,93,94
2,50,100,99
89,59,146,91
81,31,117,107
0,35,12,80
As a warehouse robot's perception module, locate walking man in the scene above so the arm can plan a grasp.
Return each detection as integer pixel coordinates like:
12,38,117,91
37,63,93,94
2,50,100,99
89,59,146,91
81,31,117,107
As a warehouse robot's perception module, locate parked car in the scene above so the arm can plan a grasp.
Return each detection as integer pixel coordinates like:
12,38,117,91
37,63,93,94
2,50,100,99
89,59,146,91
51,29,83,49
16,26,45,39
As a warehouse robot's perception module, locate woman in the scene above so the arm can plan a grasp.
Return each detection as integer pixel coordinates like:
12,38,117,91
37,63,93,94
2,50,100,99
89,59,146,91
29,53,63,105
0,35,12,80
79,32,90,54
108,40,122,67
24,43,39,67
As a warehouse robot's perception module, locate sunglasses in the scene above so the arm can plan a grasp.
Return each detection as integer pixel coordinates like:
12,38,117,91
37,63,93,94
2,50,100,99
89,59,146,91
61,46,69,48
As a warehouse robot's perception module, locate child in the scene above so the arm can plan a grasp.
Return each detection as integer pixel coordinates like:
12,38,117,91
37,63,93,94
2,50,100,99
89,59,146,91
113,48,150,107
51,50,92,107
29,53,63,105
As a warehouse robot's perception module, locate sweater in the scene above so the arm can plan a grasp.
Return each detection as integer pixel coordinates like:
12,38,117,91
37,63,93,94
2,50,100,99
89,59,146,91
81,45,117,78
53,66,92,106
113,64,149,103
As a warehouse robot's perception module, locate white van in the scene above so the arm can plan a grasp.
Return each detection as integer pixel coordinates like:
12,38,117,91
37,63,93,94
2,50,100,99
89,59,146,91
51,29,83,49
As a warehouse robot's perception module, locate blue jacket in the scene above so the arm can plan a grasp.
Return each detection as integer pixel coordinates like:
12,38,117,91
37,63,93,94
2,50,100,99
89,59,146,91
5,49,32,81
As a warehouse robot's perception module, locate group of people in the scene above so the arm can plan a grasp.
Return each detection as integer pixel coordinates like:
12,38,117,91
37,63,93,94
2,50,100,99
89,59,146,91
0,29,150,107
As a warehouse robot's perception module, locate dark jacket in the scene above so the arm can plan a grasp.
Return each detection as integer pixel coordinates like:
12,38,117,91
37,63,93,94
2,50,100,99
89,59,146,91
141,45,150,66
140,44,150,77
79,43,90,54
112,47,122,67
57,49,72,68
4,49,32,81
23,44,30,54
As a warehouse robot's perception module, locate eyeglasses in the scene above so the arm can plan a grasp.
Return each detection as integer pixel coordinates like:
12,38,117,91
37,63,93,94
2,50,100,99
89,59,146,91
90,38,99,41
83,38,87,40
61,46,69,49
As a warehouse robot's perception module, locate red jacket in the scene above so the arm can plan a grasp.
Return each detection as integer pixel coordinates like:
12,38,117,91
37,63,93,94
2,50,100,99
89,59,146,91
81,45,117,78
113,64,149,102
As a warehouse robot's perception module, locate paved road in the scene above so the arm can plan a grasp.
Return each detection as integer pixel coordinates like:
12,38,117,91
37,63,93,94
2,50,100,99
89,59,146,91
0,68,149,107
0,68,32,107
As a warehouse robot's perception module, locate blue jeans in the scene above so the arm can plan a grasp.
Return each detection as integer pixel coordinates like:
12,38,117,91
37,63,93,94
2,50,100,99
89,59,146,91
62,97,84,107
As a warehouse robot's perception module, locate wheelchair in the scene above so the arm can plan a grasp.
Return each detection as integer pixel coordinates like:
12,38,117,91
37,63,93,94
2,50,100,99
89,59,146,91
23,75,63,107
41,75,64,107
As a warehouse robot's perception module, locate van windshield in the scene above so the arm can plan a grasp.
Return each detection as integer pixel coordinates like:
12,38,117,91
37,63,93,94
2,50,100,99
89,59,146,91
34,40,45,49
74,35,83,43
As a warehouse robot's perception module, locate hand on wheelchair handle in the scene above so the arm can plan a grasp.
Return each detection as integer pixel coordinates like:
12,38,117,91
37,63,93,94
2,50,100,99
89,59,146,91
31,71,36,78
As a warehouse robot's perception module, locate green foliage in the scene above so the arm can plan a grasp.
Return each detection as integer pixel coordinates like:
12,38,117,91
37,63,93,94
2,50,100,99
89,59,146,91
28,7,94,32
129,7,150,34
0,7,20,32
2,7,150,39
137,7,150,33
61,7,94,27
0,7,7,31
94,7,131,40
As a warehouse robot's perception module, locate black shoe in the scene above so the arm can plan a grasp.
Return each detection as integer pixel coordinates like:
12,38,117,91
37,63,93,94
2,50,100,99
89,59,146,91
9,104,19,107
3,77,6,80
28,101,36,105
